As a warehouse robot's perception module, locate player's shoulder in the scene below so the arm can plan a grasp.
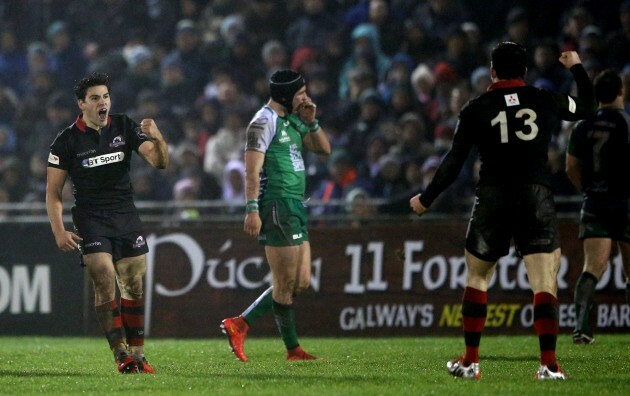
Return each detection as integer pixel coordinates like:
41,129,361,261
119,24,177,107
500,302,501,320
249,106,276,129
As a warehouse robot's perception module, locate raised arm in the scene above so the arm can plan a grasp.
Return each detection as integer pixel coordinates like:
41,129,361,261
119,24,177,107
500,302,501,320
138,119,169,169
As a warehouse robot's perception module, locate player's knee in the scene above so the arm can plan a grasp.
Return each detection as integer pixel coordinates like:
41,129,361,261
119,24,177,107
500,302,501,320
118,276,144,299
294,279,310,294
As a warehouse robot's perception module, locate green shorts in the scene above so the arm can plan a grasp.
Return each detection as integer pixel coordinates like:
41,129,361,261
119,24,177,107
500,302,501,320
258,199,309,246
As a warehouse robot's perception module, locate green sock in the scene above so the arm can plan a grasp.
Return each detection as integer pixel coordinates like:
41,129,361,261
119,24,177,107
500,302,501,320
243,287,273,325
272,300,299,350
574,272,597,334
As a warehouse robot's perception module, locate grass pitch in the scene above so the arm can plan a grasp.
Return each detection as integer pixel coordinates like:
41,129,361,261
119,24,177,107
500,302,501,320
0,335,628,395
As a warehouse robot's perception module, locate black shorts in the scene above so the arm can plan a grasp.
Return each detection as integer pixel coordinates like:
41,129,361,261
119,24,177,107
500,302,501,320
466,184,560,262
579,198,630,242
71,206,149,262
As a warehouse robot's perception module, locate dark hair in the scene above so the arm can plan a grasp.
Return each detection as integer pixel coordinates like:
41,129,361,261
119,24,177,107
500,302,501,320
73,72,111,100
491,42,527,80
594,68,622,104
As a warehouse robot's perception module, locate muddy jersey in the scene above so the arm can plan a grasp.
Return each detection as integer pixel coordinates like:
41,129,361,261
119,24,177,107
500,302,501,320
245,106,309,201
568,108,630,200
420,64,595,207
48,114,150,209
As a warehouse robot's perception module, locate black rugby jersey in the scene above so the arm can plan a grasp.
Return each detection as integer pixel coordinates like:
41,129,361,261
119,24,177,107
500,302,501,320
420,64,594,207
48,114,150,209
568,108,630,200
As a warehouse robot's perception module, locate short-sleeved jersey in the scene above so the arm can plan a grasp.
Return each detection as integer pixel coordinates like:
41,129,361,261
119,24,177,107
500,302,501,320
48,114,149,209
568,108,630,200
245,106,309,201
420,64,595,207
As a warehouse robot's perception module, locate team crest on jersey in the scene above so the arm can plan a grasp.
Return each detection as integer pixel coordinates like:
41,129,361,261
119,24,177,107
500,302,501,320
504,93,520,106
279,129,291,143
133,236,146,248
110,135,125,148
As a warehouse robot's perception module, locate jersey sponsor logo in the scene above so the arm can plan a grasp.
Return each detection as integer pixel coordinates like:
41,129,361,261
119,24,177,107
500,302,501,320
109,135,125,148
279,129,291,143
567,96,576,113
283,121,290,127
504,93,520,106
48,152,59,165
81,152,125,168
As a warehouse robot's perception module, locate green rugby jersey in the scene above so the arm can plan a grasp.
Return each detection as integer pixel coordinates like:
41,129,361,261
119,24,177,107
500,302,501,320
245,106,309,201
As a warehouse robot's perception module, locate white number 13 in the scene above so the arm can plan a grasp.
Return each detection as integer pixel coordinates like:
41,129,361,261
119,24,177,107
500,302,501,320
491,108,539,143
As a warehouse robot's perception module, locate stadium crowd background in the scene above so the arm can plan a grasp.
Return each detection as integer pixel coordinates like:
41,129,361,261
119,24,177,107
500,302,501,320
0,0,628,220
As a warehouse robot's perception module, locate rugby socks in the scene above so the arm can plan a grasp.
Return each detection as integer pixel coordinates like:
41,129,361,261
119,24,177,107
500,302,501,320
272,300,299,350
574,272,597,334
462,287,487,364
95,300,124,351
121,297,145,352
243,286,273,326
533,292,559,369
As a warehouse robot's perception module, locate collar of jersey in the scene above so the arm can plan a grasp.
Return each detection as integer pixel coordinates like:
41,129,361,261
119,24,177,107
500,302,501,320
75,114,112,132
487,79,526,91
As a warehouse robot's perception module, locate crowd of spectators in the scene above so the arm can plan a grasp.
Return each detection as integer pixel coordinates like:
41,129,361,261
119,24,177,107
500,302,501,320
1,0,629,220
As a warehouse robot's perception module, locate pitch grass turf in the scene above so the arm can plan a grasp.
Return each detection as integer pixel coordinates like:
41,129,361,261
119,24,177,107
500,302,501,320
0,335,628,395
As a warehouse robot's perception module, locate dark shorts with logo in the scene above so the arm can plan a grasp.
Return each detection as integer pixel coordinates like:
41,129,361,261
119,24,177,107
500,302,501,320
579,198,630,242
466,184,560,262
71,205,148,261
257,198,309,247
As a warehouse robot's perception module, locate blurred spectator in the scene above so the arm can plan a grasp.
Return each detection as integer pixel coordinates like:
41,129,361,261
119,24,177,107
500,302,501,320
261,40,289,76
23,150,49,203
203,108,246,182
502,6,536,64
13,71,57,146
0,156,27,202
390,111,434,164
0,123,17,156
411,63,440,130
606,0,630,69
0,26,28,95
560,5,593,52
221,159,246,213
244,0,289,48
27,91,76,158
372,153,407,199
172,176,201,221
525,39,573,95
338,23,391,99
312,149,359,216
344,89,388,163
291,46,320,77
46,21,87,89
285,0,338,53
129,88,183,144
166,19,212,92
112,45,159,113
470,66,491,97
379,52,415,103
344,187,376,227
578,25,606,66
411,0,468,44
0,80,19,126
344,0,405,56
400,19,441,66
159,53,198,119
